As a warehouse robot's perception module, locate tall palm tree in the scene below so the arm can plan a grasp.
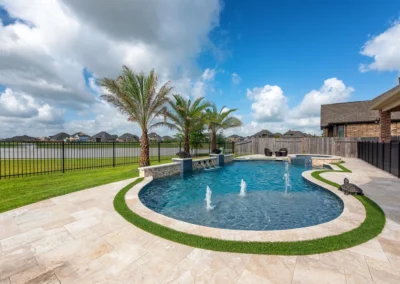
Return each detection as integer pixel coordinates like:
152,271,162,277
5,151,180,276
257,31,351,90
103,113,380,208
156,95,210,154
206,104,243,150
99,66,172,167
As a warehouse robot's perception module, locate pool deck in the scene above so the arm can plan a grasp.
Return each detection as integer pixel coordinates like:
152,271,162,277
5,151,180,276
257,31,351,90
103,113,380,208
1,158,400,283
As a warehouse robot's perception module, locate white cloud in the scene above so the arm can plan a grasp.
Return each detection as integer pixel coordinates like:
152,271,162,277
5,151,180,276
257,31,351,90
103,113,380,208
247,85,288,122
202,68,216,81
225,78,354,137
0,0,222,138
360,20,400,72
292,78,354,118
0,88,38,118
231,72,241,84
0,87,65,137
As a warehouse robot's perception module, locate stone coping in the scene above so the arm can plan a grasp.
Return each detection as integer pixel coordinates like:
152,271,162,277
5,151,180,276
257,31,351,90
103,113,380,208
234,156,289,161
138,161,179,170
125,163,366,242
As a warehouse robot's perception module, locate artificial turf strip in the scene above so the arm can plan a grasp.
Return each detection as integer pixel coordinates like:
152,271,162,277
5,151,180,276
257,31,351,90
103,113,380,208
114,164,386,255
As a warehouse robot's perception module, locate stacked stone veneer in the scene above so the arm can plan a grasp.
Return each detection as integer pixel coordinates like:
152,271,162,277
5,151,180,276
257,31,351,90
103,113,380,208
139,162,181,178
224,154,234,163
139,155,234,179
311,157,341,167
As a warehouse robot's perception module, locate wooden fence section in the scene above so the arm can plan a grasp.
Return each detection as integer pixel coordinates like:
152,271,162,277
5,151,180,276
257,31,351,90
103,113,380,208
235,137,359,157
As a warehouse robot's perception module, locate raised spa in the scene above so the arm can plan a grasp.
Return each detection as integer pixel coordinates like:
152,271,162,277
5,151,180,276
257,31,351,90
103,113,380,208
139,160,344,231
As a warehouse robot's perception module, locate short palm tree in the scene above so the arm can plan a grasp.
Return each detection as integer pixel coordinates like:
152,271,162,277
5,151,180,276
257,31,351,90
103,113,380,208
99,66,172,167
156,95,210,154
206,104,243,150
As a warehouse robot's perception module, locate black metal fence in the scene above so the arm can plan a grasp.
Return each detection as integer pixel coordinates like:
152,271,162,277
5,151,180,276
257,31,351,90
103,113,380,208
357,141,400,177
0,141,234,179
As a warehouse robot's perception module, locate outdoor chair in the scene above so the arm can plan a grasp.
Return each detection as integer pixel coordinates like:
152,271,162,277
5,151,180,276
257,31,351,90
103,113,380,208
264,148,273,156
279,148,288,157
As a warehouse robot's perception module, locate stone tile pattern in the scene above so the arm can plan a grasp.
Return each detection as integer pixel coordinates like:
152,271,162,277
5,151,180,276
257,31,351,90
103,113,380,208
139,162,181,178
224,154,234,163
312,157,341,167
1,158,400,283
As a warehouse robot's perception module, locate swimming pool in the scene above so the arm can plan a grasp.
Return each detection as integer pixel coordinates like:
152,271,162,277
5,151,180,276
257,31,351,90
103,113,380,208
139,161,344,231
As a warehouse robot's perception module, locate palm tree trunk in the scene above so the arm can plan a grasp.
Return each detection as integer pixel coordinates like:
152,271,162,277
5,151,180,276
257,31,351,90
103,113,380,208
184,130,190,154
140,130,150,167
211,129,217,150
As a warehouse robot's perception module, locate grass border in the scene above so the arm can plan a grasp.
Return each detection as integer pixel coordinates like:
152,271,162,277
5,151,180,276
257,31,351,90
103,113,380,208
114,162,386,255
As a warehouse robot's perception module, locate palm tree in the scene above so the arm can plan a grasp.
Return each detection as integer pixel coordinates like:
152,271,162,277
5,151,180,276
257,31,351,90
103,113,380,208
99,66,172,167
206,104,243,150
156,95,210,154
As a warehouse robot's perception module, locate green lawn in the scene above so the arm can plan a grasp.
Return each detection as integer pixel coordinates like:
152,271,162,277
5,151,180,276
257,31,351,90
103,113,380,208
0,160,170,213
114,162,385,255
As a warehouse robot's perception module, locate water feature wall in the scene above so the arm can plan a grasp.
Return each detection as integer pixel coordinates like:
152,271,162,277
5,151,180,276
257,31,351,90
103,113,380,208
288,155,341,168
139,155,233,178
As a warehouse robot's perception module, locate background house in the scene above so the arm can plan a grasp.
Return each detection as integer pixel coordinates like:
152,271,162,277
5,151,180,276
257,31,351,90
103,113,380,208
283,130,310,138
3,135,39,142
50,132,70,141
70,132,90,142
321,100,400,138
147,132,162,142
162,135,174,142
226,134,244,142
117,133,139,142
89,131,117,142
250,130,274,138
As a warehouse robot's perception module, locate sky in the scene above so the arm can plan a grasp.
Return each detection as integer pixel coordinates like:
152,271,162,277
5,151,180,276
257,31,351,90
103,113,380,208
0,0,400,139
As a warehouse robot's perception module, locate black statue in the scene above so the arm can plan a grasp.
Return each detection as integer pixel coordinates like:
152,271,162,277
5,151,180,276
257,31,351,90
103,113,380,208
176,151,191,158
211,149,222,154
338,178,364,195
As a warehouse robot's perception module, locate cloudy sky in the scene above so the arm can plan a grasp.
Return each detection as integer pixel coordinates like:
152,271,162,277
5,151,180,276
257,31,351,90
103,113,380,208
0,0,399,139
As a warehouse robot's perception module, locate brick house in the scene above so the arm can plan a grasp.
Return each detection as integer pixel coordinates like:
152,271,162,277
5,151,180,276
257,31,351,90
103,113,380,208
321,83,400,139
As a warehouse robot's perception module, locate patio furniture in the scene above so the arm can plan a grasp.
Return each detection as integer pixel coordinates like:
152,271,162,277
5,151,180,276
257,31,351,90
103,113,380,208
264,148,273,156
275,151,281,157
279,148,288,157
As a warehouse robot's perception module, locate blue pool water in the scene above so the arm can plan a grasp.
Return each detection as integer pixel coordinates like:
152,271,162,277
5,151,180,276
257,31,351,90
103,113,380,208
139,161,344,230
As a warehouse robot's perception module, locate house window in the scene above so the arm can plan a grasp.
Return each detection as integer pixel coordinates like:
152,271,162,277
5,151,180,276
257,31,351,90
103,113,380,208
338,125,345,137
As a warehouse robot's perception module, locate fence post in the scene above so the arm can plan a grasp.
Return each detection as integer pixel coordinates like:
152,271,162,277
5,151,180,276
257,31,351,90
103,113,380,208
179,142,181,152
112,142,116,167
62,141,65,173
158,142,161,162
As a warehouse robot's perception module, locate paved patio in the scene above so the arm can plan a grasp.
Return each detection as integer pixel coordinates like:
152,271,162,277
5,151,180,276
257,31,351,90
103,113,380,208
1,158,400,283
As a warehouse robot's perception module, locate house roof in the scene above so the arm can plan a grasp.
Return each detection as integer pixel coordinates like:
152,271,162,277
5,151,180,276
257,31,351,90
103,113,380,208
90,131,115,140
227,134,244,138
250,130,274,137
50,132,70,140
4,135,39,142
371,84,400,112
72,132,90,137
283,130,307,138
148,132,161,138
118,133,139,139
321,100,400,127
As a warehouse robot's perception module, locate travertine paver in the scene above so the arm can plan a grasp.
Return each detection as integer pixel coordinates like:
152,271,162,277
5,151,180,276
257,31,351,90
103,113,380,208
0,158,400,283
